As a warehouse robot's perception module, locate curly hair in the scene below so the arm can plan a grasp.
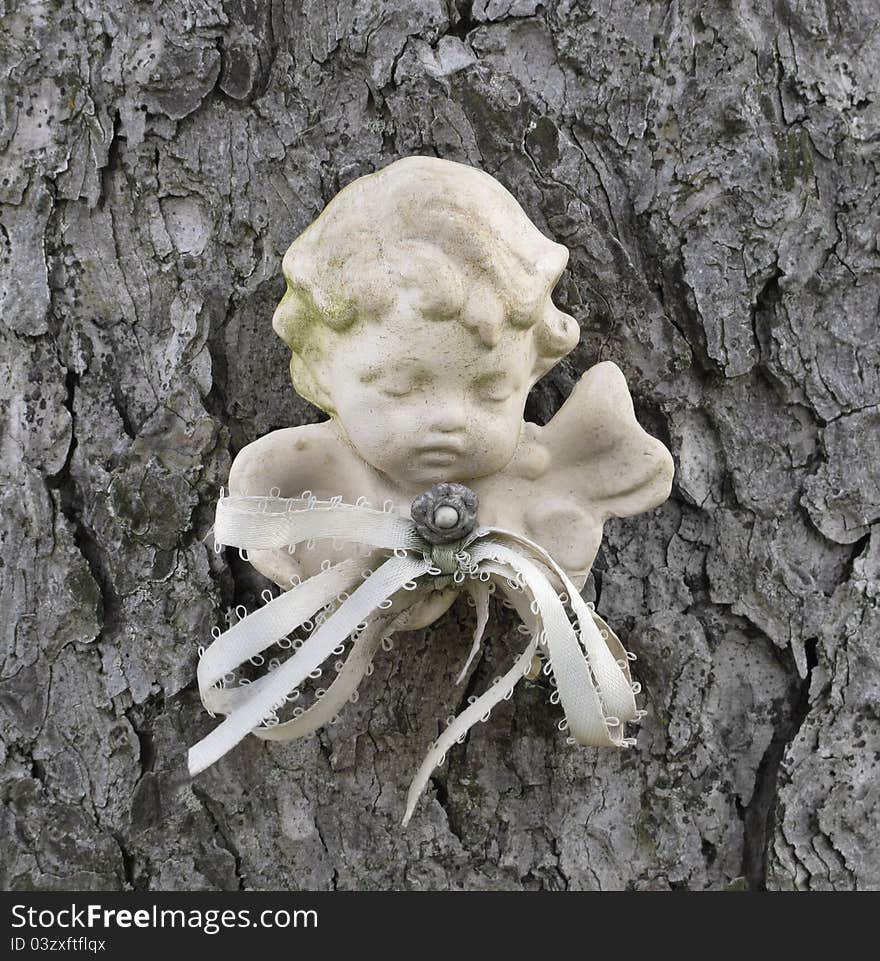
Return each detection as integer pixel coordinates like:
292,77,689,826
272,156,579,412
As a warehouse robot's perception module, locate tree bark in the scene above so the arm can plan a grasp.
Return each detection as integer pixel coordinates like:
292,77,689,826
1,0,877,890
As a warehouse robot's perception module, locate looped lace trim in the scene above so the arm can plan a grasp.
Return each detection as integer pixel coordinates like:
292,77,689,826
189,491,643,826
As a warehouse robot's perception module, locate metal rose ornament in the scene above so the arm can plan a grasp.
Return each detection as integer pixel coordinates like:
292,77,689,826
410,483,479,545
188,157,674,825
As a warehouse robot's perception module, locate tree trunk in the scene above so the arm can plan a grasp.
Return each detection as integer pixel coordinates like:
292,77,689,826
1,0,877,891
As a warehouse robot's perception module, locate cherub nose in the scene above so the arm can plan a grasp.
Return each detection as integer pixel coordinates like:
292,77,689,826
429,404,467,433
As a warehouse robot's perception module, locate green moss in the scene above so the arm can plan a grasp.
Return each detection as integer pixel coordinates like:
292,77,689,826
757,91,815,191
108,476,149,538
776,128,815,191
66,564,101,615
634,808,660,858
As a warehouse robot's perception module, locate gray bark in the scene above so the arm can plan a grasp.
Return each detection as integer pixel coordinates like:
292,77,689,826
1,0,878,891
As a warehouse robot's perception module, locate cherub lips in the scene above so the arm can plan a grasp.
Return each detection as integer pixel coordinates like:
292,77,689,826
416,441,464,463
418,451,458,465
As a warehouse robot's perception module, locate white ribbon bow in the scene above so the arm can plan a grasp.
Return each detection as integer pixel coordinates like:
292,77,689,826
189,492,642,825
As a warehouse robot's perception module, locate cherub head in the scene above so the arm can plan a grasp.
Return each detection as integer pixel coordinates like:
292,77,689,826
272,156,579,488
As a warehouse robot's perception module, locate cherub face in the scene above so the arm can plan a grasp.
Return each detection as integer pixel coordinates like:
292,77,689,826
322,295,538,489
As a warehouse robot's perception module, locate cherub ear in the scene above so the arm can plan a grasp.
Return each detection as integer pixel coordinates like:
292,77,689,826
530,304,580,380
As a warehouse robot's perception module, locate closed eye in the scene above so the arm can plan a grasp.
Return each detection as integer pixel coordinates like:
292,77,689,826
377,374,426,397
379,383,412,397
473,374,516,402
360,371,416,397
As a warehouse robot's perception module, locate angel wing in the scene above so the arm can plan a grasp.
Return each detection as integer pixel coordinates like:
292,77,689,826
537,360,674,521
477,361,673,583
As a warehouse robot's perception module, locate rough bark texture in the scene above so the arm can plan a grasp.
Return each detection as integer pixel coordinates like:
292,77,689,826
1,0,878,891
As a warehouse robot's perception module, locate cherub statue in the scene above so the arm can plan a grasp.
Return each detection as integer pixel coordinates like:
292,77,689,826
228,156,672,626
190,157,674,823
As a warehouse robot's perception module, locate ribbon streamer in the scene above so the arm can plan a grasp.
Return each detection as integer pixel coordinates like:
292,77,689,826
189,493,641,825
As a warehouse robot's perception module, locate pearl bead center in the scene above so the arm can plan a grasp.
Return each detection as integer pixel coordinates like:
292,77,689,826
433,506,460,529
